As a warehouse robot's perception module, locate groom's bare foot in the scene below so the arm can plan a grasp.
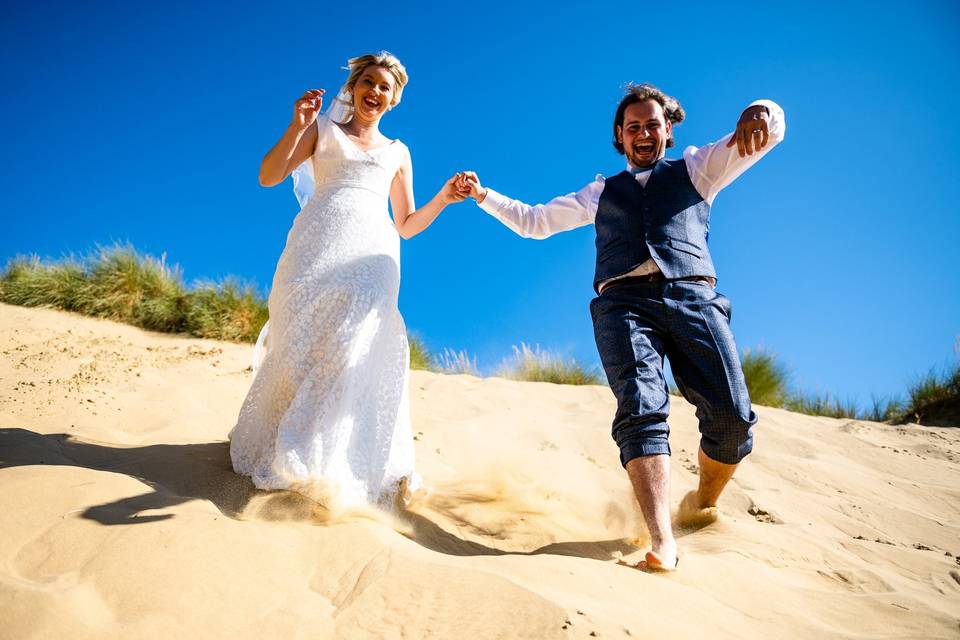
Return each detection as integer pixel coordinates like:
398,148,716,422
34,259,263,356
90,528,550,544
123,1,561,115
638,549,679,572
675,489,719,529
620,540,679,573
674,447,738,530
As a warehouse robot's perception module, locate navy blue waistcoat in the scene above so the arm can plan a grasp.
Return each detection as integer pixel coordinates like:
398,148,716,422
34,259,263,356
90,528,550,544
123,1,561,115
593,159,716,292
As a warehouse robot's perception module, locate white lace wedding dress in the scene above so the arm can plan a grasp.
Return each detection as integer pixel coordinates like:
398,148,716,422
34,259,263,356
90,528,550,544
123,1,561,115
229,113,419,510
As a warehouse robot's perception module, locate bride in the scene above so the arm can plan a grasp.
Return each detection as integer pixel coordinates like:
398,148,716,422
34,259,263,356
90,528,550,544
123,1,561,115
229,52,466,510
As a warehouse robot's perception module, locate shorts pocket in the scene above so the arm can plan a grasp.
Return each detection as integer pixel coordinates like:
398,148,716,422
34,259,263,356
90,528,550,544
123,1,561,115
666,237,702,258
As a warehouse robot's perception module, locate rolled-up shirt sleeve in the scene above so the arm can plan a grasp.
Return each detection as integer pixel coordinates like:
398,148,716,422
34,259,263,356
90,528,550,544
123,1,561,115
684,99,786,205
477,177,603,239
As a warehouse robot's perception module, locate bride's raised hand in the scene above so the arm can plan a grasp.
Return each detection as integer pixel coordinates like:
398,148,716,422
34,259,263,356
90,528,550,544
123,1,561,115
292,89,325,129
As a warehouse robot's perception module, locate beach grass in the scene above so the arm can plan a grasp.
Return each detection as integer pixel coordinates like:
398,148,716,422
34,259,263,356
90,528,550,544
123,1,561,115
737,346,960,427
408,335,436,371
0,244,264,342
740,348,790,408
0,256,90,311
861,396,900,423
85,247,189,333
438,348,480,376
893,365,960,427
499,343,604,385
784,392,861,420
4,244,958,406
1,246,192,333
739,347,893,421
184,279,269,343
0,245,600,385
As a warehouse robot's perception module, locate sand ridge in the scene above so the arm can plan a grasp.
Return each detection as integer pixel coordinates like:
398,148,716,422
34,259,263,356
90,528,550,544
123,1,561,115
1,302,959,639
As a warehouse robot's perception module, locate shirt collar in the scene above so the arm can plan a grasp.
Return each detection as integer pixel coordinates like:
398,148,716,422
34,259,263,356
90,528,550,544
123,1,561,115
628,160,659,175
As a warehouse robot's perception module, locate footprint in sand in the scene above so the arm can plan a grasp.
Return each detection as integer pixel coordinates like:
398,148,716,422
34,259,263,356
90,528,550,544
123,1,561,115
853,535,897,546
538,440,558,452
676,449,699,473
816,568,892,594
747,503,783,524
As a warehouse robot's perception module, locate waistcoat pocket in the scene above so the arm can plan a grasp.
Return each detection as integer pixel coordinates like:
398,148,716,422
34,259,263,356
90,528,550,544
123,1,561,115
597,239,629,261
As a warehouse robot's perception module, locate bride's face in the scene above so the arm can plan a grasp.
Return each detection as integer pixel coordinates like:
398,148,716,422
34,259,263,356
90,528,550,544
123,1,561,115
351,66,396,124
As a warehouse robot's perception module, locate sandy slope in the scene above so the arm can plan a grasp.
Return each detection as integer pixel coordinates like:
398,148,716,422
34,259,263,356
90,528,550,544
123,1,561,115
1,302,958,639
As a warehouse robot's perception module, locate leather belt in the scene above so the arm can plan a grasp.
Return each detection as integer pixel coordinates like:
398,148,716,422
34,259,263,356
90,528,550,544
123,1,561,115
601,274,714,293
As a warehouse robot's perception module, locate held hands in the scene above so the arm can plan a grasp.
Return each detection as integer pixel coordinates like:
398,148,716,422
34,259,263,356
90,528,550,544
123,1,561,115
439,172,473,205
726,105,770,157
293,89,325,129
457,171,487,202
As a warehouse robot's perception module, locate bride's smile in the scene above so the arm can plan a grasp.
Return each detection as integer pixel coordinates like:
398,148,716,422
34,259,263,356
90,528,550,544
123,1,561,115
353,67,395,122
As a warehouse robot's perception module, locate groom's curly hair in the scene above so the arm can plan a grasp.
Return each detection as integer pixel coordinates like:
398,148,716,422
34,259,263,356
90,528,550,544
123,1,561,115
612,83,685,154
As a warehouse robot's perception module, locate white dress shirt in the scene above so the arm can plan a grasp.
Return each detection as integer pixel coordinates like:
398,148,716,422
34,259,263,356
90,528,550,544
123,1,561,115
477,99,786,289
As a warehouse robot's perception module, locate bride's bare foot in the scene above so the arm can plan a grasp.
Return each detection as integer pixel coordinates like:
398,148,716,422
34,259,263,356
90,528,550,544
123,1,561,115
675,489,719,529
395,476,429,510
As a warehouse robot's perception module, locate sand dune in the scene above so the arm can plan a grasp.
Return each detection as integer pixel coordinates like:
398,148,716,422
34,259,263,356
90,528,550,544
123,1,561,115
1,302,958,639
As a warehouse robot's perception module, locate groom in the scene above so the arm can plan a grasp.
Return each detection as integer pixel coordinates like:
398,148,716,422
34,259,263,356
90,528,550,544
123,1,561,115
462,84,785,571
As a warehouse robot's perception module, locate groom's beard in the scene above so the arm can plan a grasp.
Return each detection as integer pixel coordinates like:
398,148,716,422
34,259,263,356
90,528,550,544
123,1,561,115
626,144,664,169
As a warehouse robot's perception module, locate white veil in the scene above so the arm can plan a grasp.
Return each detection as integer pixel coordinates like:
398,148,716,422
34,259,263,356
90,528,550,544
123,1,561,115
252,89,354,374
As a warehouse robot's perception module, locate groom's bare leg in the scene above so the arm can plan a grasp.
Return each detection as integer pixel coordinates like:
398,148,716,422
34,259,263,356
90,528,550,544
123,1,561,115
625,454,677,567
696,446,738,507
676,447,739,528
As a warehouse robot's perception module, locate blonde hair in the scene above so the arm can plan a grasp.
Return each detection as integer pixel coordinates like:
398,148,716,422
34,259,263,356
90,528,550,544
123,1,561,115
336,51,409,118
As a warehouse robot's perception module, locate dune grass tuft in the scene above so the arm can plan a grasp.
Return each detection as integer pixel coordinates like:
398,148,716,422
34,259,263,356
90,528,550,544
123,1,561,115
184,279,269,343
739,347,885,420
893,364,960,427
408,334,436,371
863,395,905,423
740,348,789,408
499,343,604,385
737,346,960,427
0,243,266,342
0,256,89,311
784,392,861,420
438,348,480,375
84,246,189,332
1,245,192,333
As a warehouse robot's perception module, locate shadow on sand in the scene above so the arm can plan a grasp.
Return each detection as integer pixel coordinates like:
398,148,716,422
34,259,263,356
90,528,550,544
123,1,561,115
0,427,638,561
0,427,258,524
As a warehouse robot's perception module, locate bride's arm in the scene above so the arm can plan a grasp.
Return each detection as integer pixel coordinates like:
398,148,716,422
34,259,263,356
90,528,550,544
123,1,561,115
259,89,324,187
389,150,467,239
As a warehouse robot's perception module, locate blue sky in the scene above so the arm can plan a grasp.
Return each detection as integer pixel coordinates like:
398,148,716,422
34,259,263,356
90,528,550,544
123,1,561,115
2,1,958,407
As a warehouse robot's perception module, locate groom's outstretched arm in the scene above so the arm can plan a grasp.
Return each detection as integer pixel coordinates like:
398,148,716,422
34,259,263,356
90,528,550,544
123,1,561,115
683,99,786,205
462,171,602,239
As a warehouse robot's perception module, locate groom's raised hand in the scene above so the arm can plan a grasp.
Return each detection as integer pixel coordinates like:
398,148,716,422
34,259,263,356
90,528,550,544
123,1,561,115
726,104,770,157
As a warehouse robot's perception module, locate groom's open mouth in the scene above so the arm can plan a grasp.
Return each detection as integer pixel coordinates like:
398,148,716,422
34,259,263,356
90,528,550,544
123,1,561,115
633,140,656,156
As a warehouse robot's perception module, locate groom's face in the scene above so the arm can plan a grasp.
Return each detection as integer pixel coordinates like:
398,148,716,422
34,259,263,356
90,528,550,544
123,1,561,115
617,99,672,169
